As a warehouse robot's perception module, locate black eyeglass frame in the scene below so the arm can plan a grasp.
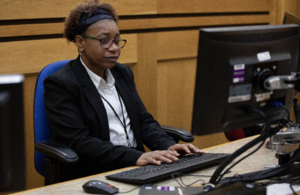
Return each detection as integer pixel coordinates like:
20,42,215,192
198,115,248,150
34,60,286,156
81,34,127,49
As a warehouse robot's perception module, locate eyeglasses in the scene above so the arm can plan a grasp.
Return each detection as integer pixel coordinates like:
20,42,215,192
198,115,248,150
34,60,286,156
81,34,127,49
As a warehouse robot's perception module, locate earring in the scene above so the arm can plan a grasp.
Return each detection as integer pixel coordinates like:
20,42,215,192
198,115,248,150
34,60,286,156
78,48,84,54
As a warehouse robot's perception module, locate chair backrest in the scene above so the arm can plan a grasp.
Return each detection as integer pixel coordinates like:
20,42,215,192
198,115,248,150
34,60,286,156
34,60,71,176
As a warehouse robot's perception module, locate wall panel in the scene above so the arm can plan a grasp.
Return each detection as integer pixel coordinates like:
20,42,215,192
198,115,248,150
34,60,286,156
0,0,81,20
0,0,157,20
156,57,229,149
0,34,136,75
135,33,158,117
276,0,300,24
0,0,279,20
0,14,270,39
157,0,274,13
0,23,64,38
119,15,270,31
157,58,197,129
155,15,270,28
0,39,77,74
23,74,42,188
157,30,199,60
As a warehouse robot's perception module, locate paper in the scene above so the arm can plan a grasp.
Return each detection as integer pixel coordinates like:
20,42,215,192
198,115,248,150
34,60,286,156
267,183,300,195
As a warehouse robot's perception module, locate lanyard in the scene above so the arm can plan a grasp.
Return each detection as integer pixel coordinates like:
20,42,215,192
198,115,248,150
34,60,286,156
99,92,132,148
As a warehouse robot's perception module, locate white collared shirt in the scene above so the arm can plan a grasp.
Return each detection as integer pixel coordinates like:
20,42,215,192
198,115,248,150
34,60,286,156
80,57,137,147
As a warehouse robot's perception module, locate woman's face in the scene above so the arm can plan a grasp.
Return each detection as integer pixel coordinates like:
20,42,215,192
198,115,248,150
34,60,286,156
78,19,121,76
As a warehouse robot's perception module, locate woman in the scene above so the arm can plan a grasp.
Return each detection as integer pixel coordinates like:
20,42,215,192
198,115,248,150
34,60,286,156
44,0,201,180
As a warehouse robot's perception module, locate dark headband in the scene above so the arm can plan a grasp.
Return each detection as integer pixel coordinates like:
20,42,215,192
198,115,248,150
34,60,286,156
74,8,116,41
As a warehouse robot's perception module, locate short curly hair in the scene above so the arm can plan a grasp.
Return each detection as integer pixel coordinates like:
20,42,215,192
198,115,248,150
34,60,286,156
63,0,118,42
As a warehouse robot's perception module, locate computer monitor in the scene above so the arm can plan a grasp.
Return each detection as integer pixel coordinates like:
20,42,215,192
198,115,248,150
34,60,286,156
0,74,26,192
191,24,299,136
283,12,300,32
283,12,300,72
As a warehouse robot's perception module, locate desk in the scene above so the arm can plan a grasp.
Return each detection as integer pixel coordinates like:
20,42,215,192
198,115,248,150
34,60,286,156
12,136,300,195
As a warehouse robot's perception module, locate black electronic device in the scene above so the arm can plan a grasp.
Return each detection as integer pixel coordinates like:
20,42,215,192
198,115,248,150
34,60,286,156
202,182,266,195
106,153,230,184
283,12,300,72
191,24,299,136
0,74,26,192
82,180,119,194
138,184,204,195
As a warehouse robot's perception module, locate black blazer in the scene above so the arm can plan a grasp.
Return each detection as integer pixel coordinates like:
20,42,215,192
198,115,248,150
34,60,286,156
44,56,176,179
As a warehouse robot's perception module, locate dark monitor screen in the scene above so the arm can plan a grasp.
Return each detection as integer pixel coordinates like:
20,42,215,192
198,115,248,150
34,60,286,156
0,75,26,192
192,24,299,136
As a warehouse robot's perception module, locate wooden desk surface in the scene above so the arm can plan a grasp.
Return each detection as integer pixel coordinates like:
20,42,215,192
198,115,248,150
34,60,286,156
12,136,299,195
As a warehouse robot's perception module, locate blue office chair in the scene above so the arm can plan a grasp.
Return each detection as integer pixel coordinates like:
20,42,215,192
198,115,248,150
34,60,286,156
34,60,194,185
34,60,79,185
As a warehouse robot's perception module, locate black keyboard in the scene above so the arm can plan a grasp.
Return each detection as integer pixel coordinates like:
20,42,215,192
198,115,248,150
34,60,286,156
106,153,230,184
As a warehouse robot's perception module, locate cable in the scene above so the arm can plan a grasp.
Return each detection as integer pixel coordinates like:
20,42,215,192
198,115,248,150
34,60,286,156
218,140,300,184
289,184,298,195
171,172,183,187
280,104,291,122
118,186,141,194
217,135,266,184
170,172,222,188
209,105,288,185
214,104,294,185
171,172,207,187
214,107,269,184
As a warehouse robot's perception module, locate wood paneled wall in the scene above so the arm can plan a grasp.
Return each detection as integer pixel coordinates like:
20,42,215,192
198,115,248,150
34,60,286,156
0,0,299,190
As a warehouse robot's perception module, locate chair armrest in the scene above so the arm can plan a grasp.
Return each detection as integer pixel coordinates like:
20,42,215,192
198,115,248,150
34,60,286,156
161,125,194,143
35,141,78,165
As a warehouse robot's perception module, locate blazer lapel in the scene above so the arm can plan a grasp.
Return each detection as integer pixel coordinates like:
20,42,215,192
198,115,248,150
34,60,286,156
72,57,110,141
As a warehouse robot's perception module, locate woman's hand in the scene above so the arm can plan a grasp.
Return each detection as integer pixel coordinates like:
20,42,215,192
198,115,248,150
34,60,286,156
135,150,179,166
135,144,203,166
168,143,203,156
